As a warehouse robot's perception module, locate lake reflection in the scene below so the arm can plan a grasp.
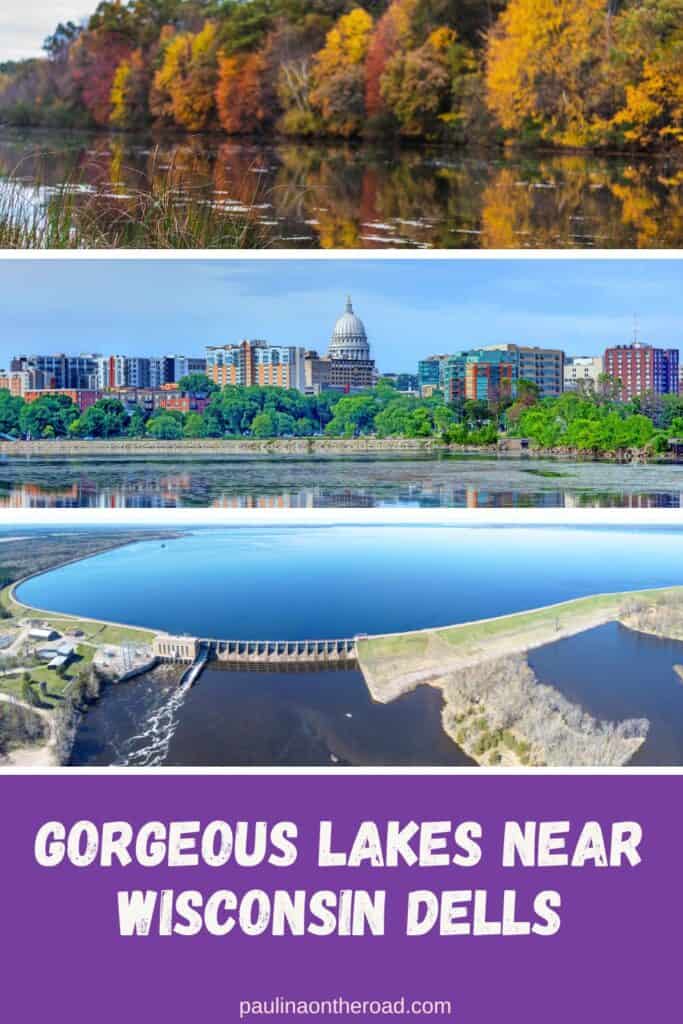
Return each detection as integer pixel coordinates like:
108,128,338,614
1,129,682,248
2,454,683,508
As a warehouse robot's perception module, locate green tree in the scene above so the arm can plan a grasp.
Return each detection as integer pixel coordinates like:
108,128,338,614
0,390,23,436
146,413,184,439
325,394,379,436
176,372,218,395
71,397,128,438
19,394,78,438
183,411,205,437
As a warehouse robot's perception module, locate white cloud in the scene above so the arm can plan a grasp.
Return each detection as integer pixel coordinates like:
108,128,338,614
0,3,89,62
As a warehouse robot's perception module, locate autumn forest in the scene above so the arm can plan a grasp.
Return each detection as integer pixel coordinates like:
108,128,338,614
0,0,681,151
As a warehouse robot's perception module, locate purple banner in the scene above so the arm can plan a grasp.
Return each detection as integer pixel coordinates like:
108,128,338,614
1,774,679,1022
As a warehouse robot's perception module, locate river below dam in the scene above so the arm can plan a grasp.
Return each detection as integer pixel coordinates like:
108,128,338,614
13,523,683,767
3,453,683,509
2,128,682,248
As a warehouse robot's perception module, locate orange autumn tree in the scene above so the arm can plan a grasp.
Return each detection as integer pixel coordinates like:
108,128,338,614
365,0,418,122
152,21,219,131
485,0,615,147
216,48,269,134
310,7,374,136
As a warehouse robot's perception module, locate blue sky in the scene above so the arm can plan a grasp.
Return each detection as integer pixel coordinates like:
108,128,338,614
0,3,89,62
1,258,681,373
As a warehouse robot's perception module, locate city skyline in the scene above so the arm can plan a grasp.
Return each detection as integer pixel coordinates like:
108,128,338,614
2,259,682,372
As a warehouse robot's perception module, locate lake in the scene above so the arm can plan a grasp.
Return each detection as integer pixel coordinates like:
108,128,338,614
17,523,683,768
2,128,682,248
3,453,683,508
16,525,683,640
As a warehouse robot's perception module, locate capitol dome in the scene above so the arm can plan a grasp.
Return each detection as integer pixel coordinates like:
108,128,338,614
328,296,370,361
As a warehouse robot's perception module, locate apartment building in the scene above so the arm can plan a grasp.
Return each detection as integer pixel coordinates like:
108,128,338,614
603,343,679,400
206,340,306,391
481,344,564,398
443,350,514,404
564,356,603,392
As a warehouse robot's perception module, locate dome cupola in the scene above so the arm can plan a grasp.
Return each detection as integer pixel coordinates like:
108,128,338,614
328,296,370,361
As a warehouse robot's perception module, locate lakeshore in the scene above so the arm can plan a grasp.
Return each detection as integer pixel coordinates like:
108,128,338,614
0,437,678,462
1,130,682,249
6,525,683,767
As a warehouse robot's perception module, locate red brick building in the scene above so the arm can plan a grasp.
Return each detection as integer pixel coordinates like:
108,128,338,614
603,343,679,401
23,389,100,411
159,394,210,414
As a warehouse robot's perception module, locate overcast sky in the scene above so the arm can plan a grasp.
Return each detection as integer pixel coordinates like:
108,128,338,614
0,3,89,62
1,258,681,373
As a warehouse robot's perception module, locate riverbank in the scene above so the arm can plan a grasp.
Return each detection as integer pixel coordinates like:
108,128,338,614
0,529,183,764
0,437,676,463
357,586,683,767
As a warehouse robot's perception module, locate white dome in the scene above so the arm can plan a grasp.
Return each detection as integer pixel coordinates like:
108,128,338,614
328,297,370,361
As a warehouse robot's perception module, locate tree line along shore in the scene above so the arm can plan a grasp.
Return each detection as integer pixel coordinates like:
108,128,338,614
3,375,683,459
0,0,680,152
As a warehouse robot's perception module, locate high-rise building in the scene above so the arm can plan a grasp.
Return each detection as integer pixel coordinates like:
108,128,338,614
417,356,448,396
0,372,28,397
168,355,208,382
564,356,603,392
481,344,564,398
443,350,514,404
11,353,99,391
96,355,127,390
206,340,306,391
603,343,679,400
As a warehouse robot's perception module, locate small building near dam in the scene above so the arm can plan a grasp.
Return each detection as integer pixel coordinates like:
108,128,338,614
153,634,199,662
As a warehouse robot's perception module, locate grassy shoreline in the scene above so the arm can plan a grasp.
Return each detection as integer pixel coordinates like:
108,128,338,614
357,586,683,767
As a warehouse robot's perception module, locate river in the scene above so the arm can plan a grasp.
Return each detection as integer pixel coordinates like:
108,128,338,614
3,453,683,508
13,523,683,767
2,128,682,248
529,622,683,766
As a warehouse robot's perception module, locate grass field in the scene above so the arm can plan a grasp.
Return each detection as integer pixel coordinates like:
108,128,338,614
357,586,683,664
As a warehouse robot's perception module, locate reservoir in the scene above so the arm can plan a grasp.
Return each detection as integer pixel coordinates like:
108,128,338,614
3,453,683,509
15,524,683,767
16,525,683,640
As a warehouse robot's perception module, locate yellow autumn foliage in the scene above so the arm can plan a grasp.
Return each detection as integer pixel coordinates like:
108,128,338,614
486,0,611,146
314,8,374,75
153,21,218,131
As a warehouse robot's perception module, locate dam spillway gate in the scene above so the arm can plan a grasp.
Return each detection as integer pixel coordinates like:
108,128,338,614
212,637,357,666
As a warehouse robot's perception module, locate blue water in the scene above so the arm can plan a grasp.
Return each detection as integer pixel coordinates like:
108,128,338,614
16,525,683,640
529,622,683,765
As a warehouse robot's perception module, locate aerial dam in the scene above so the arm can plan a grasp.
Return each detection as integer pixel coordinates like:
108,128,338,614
153,633,358,685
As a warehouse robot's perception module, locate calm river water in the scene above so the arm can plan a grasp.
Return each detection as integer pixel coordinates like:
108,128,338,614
3,453,683,508
2,129,682,248
13,524,683,767
529,622,683,766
